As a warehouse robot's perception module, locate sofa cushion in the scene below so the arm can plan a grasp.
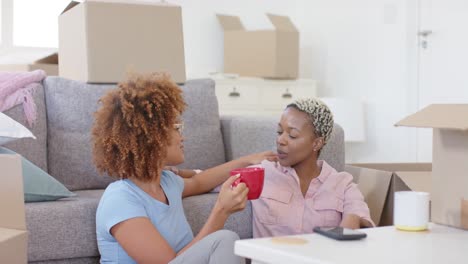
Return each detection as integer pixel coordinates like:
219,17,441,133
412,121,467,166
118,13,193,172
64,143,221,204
178,79,226,170
3,84,48,171
0,147,75,202
43,78,115,191
320,124,345,171
26,190,251,262
26,190,104,262
43,77,225,191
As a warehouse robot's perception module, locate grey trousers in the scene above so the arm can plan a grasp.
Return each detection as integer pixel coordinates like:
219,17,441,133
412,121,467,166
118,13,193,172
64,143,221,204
169,230,245,264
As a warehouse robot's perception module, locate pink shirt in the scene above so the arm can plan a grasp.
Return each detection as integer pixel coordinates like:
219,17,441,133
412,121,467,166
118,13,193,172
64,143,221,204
252,160,374,238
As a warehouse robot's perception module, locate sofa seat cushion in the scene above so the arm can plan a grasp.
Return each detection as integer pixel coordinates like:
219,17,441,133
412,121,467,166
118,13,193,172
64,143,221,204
26,190,104,262
29,257,99,264
26,190,253,262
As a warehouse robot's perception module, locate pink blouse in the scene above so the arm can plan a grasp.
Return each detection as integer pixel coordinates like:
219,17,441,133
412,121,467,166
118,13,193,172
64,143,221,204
252,160,374,238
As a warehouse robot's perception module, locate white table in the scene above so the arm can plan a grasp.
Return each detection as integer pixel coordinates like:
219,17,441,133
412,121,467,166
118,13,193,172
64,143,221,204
235,223,468,264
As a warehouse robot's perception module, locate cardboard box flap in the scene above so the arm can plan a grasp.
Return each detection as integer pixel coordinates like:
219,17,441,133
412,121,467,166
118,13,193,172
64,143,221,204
352,163,432,172
395,104,468,130
0,228,25,242
34,53,58,64
0,155,26,230
61,1,80,14
345,165,392,226
266,14,297,32
350,163,432,193
61,0,176,15
88,0,178,6
462,199,468,229
217,14,245,31
0,227,27,264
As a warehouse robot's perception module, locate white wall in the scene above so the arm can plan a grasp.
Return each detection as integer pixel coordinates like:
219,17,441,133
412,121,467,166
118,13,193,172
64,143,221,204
293,0,419,163
174,0,419,163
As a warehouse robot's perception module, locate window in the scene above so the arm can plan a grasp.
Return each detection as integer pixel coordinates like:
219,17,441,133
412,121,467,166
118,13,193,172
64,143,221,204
13,0,69,48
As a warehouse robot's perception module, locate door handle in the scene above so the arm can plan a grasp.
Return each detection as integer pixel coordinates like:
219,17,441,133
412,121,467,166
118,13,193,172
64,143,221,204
282,88,292,99
418,30,433,49
228,87,240,97
418,30,433,37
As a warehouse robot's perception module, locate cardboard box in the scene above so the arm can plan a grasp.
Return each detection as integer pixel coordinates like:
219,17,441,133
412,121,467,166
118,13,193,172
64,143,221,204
59,0,186,83
346,163,431,226
396,104,468,229
217,14,299,79
0,154,27,264
0,53,58,76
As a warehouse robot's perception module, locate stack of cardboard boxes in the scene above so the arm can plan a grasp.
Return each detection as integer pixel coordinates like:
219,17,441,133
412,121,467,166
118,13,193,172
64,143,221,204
350,104,468,230
0,155,27,263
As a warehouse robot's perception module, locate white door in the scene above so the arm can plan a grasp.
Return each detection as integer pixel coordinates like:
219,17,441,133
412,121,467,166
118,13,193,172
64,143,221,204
417,0,468,161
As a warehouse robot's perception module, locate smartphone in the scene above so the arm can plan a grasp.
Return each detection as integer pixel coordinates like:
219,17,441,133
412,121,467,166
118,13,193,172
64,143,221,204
313,227,367,241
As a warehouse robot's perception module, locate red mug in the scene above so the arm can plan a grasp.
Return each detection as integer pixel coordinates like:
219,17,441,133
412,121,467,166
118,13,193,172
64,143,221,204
230,167,265,200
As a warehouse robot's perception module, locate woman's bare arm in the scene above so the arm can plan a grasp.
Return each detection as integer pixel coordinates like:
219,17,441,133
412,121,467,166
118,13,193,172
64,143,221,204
182,151,277,197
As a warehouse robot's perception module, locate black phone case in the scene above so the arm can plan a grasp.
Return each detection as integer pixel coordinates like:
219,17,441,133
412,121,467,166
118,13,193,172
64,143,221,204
313,227,367,241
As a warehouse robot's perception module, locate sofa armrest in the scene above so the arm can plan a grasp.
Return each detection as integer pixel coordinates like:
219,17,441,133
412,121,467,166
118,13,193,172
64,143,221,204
220,115,345,171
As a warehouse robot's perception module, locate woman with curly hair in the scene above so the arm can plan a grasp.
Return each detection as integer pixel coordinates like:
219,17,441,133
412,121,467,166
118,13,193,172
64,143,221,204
251,98,374,238
93,73,276,264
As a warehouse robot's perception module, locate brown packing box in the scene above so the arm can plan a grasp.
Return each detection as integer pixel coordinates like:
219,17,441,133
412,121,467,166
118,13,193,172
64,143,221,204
59,0,186,83
0,155,27,263
217,14,299,79
346,163,431,226
396,104,468,230
0,53,58,76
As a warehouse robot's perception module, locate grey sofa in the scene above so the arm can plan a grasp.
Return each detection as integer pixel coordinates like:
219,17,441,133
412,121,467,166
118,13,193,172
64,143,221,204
4,77,344,263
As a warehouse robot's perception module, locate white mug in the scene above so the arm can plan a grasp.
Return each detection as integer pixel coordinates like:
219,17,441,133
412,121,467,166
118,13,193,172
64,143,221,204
394,191,430,231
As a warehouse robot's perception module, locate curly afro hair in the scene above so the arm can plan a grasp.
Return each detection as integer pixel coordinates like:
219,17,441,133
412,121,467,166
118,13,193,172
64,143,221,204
92,72,186,182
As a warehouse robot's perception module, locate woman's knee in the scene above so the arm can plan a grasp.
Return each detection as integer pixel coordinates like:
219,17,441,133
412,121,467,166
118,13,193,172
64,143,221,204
211,230,240,243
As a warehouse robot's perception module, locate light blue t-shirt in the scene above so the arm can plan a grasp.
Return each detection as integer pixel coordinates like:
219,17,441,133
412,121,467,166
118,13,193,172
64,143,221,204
96,171,194,263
